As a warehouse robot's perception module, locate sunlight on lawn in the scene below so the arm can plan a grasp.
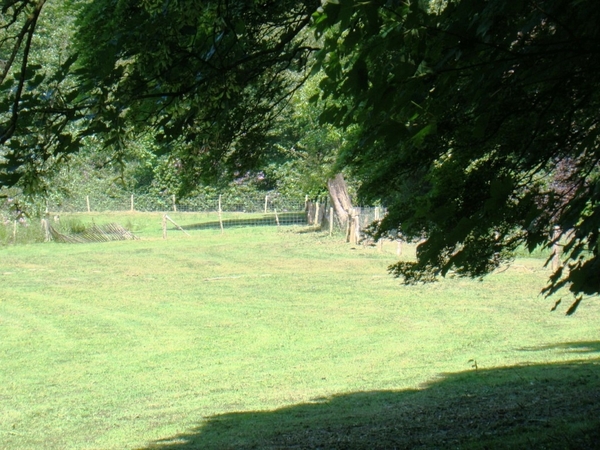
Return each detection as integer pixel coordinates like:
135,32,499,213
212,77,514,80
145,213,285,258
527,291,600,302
0,227,598,449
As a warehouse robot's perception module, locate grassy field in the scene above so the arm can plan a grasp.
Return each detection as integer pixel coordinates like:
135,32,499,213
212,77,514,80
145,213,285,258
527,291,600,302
1,217,599,449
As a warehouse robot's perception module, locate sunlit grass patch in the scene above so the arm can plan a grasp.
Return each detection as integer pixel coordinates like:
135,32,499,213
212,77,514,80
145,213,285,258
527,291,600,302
0,226,598,449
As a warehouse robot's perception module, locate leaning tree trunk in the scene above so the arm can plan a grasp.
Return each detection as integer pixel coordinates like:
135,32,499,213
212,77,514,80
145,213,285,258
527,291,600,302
327,173,357,243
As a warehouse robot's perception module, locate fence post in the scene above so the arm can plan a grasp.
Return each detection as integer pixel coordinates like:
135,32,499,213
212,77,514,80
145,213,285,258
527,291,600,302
315,201,320,227
375,207,382,251
552,225,562,272
86,195,91,213
41,218,51,242
218,194,224,234
13,220,17,243
264,195,268,214
162,215,167,239
130,195,134,212
172,195,177,212
274,209,280,227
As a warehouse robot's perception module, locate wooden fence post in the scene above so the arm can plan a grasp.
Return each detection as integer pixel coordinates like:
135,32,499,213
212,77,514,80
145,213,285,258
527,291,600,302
172,195,177,212
162,215,167,239
86,195,91,213
264,195,269,214
218,195,224,234
306,201,314,225
552,225,562,272
130,195,134,212
164,215,191,236
41,218,51,242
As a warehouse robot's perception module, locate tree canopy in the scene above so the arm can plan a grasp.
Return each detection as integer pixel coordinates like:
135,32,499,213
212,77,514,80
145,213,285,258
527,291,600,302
72,0,320,189
1,0,82,191
1,0,599,311
311,0,600,312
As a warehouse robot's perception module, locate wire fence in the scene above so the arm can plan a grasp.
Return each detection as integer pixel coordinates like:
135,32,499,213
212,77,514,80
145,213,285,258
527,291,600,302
47,192,307,215
2,192,386,242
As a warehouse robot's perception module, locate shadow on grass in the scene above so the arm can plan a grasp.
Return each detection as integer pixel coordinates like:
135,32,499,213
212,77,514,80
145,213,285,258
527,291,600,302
140,355,600,450
520,341,600,355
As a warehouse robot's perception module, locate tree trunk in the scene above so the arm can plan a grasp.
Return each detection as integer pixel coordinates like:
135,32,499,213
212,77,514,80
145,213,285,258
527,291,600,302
327,173,356,242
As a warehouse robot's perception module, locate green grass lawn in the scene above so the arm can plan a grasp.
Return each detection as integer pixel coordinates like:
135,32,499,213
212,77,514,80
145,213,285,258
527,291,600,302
1,224,599,449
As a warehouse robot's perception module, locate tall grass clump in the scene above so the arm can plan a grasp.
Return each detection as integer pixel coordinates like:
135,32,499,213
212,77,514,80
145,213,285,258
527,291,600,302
0,218,45,245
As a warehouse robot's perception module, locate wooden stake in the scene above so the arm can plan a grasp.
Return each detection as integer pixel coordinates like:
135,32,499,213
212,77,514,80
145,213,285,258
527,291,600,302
130,194,134,212
13,220,17,243
86,195,91,213
218,195,224,234
164,214,190,236
41,218,51,242
172,194,177,212
264,195,268,214
551,225,562,272
162,215,167,239
274,209,280,227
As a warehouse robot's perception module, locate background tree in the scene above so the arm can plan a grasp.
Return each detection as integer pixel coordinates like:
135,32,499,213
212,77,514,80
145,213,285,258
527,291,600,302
310,0,600,312
0,0,81,193
266,73,359,229
71,0,320,191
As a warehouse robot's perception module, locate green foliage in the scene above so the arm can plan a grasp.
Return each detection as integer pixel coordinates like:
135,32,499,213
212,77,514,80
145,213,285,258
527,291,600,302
0,0,84,192
311,0,600,310
0,221,44,245
2,0,600,308
265,74,357,199
71,0,319,189
58,216,87,233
